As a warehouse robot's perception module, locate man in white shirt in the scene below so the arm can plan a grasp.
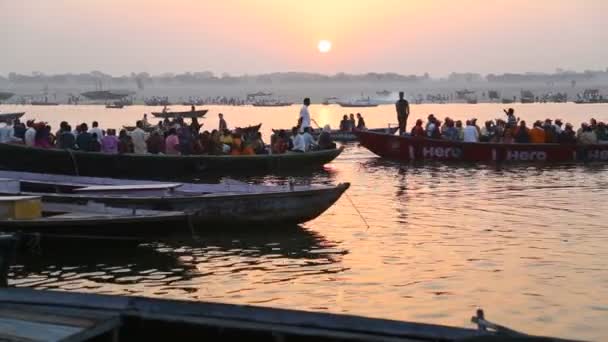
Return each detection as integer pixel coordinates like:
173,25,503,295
463,120,479,142
129,120,148,154
301,127,317,151
0,122,19,143
24,120,37,146
292,131,305,152
298,97,311,132
88,121,103,143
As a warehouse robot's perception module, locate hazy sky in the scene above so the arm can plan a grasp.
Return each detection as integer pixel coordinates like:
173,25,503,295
2,0,607,76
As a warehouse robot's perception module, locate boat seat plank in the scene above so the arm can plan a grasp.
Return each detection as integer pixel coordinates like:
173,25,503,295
0,304,122,342
73,183,182,192
0,316,84,341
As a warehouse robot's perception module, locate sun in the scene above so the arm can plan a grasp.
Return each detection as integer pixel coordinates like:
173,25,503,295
318,40,332,53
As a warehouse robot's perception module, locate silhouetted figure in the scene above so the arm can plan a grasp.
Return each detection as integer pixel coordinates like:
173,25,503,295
395,91,410,135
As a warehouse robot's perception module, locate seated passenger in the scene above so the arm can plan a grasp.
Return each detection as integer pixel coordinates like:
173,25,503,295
463,120,479,142
595,122,608,143
271,130,289,154
356,113,366,130
529,121,546,144
410,119,425,137
514,121,530,143
455,120,464,140
165,128,180,155
318,125,336,150
89,133,102,152
578,123,597,144
118,129,134,153
146,131,165,154
339,115,351,131
479,121,495,142
441,119,459,141
558,123,576,144
250,132,266,154
101,129,119,153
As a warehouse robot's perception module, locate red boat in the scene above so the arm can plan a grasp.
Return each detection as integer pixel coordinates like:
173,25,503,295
356,131,608,163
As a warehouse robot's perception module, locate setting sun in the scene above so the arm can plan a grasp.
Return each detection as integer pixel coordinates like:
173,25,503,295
318,40,332,53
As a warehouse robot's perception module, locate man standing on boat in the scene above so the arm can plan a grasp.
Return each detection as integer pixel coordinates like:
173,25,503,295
299,98,312,132
396,91,410,135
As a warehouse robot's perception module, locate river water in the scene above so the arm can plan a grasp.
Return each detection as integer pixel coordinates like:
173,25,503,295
3,103,608,341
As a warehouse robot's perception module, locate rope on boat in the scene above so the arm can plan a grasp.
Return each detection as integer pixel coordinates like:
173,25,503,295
344,192,370,230
66,149,80,176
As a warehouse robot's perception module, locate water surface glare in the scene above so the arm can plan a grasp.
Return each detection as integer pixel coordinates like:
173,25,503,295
4,103,608,341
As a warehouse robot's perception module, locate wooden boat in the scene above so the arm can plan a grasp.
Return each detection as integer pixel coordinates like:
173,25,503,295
0,143,344,177
0,170,350,226
0,92,14,101
151,109,208,119
273,127,398,142
0,112,25,122
0,288,573,341
251,102,293,107
122,125,158,133
357,130,608,163
30,101,59,106
0,196,187,236
105,104,124,109
337,102,379,108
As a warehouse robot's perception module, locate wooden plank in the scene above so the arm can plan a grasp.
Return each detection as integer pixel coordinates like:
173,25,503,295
74,183,182,192
0,307,99,328
0,196,41,202
0,316,82,342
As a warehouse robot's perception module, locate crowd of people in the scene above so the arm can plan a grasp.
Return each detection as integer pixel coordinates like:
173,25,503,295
339,113,366,131
0,115,268,155
0,108,338,156
406,108,608,144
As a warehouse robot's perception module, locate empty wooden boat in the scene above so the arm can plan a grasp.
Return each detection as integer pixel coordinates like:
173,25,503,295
0,195,188,236
0,170,350,225
0,288,574,341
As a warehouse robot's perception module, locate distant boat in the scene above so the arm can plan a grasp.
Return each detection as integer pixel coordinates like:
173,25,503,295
105,104,124,109
0,92,14,102
466,98,478,104
151,109,208,118
30,101,59,106
322,97,339,105
0,112,25,122
501,98,514,104
376,90,391,96
337,99,379,108
81,90,132,101
251,102,293,107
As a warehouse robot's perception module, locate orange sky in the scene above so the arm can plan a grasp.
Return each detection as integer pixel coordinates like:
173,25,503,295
1,0,607,75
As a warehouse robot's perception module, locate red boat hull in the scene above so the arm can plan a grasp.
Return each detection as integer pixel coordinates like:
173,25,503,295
357,131,608,163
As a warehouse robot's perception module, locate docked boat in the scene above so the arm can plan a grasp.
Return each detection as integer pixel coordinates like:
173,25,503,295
0,143,344,177
273,127,398,142
151,109,208,119
0,112,25,122
357,130,608,163
0,288,572,341
0,195,188,236
0,170,350,226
